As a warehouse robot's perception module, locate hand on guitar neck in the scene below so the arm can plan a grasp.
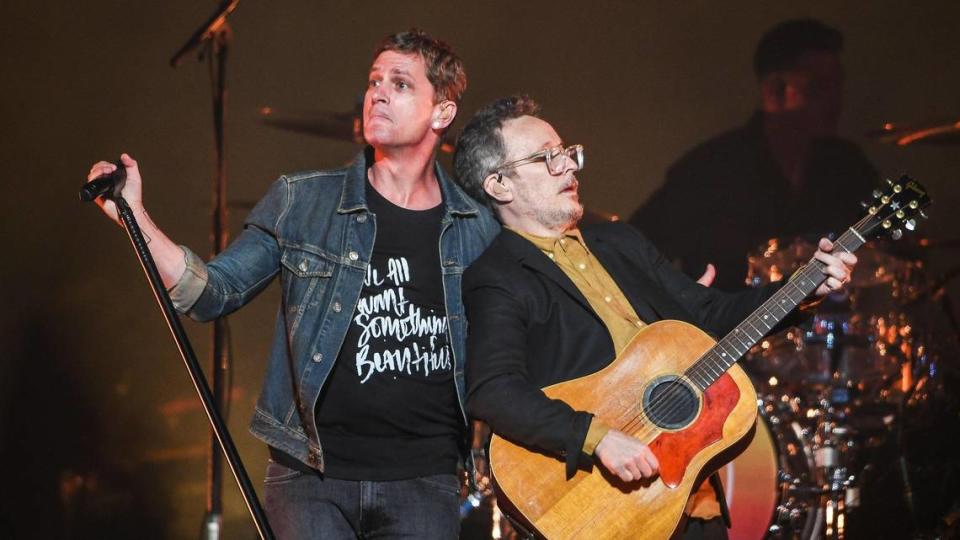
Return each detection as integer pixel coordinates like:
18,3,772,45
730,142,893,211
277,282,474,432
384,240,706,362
595,430,660,483
810,237,858,297
694,236,853,294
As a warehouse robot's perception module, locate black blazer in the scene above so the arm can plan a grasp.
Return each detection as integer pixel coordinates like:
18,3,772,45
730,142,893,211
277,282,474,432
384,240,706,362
464,222,786,476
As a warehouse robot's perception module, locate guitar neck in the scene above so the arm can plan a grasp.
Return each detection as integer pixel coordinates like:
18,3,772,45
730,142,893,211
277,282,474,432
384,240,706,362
685,227,866,391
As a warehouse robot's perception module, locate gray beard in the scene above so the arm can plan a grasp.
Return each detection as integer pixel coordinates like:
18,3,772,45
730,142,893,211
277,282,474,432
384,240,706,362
531,201,584,232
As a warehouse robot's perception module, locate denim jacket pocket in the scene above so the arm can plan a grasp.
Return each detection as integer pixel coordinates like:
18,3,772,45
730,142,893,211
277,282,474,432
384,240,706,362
281,247,335,279
280,247,336,336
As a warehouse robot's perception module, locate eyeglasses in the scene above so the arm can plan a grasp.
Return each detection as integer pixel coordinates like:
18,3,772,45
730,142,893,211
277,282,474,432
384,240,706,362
494,144,584,178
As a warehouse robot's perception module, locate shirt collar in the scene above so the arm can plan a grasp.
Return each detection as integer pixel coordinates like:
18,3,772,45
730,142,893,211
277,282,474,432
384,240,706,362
508,226,586,252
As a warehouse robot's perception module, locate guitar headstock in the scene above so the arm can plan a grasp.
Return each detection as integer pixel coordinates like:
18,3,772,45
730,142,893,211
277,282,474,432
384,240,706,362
858,175,932,241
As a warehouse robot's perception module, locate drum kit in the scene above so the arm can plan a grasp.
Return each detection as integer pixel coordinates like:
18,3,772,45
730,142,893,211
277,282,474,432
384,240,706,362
718,118,960,539
726,231,960,540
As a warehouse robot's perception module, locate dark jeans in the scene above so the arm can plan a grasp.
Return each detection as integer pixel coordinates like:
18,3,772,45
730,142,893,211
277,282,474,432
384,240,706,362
262,456,461,540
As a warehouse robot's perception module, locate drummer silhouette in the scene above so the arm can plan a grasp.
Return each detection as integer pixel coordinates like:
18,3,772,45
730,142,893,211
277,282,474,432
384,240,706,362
630,18,878,291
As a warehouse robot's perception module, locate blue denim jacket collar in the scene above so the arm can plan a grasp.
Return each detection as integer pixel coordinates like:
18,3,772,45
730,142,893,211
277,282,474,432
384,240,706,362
338,147,482,217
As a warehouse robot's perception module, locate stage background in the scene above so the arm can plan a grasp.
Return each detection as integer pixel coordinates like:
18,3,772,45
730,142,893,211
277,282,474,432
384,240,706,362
1,1,957,538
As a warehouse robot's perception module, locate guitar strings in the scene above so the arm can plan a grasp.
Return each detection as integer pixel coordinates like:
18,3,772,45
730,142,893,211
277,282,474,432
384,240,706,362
558,276,824,537
616,224,865,441
615,261,831,441
526,195,913,537
611,255,838,439
621,260,825,442
621,207,890,443
607,208,885,446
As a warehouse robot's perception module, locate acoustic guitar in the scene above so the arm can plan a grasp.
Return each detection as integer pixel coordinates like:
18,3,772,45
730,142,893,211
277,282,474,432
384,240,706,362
488,176,931,539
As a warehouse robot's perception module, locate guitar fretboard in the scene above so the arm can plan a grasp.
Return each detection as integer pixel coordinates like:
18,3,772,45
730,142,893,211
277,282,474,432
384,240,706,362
683,227,865,391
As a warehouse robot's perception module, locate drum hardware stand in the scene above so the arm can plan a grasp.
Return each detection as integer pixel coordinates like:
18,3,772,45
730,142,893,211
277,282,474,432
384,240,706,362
900,264,960,347
928,265,960,345
895,267,960,532
170,1,255,539
814,409,853,540
893,386,922,532
93,194,274,539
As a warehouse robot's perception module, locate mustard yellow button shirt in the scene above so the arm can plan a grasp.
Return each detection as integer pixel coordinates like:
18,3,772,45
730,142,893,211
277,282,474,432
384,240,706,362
511,227,720,520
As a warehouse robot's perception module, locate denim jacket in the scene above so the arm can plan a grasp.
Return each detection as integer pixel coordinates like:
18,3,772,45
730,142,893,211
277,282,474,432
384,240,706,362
169,148,500,471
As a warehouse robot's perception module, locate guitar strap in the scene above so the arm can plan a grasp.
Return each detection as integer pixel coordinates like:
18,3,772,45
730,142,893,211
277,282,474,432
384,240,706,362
709,472,732,527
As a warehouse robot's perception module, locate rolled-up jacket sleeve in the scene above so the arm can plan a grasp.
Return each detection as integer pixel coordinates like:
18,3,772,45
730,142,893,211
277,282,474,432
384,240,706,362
168,246,208,312
169,176,289,322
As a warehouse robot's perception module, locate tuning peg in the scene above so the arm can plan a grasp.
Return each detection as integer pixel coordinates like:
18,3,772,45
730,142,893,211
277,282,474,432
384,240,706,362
905,219,917,231
919,209,929,219
872,189,882,199
886,178,895,186
860,200,870,209
891,229,903,240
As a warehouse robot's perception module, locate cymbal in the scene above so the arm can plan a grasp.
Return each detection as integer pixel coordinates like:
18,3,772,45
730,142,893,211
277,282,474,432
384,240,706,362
867,118,960,146
258,106,455,153
258,106,360,143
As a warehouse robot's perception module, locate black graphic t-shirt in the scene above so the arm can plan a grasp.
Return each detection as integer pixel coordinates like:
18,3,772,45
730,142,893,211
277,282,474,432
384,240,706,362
314,180,461,480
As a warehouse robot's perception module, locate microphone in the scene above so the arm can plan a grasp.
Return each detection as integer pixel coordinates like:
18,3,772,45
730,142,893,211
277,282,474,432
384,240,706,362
79,160,126,202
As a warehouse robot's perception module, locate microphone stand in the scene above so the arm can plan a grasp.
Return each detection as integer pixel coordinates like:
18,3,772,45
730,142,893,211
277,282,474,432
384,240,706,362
170,2,254,539
109,195,274,540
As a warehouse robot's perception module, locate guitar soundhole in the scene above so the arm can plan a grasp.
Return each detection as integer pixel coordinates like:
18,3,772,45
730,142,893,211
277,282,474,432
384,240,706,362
643,376,699,430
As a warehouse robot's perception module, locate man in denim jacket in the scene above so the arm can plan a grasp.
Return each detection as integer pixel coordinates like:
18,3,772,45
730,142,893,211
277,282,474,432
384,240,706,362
87,30,499,539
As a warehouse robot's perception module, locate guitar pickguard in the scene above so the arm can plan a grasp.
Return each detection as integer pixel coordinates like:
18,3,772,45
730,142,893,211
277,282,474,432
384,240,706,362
648,372,740,488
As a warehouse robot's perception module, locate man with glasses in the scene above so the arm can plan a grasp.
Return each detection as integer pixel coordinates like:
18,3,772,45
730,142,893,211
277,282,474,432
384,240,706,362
86,30,499,539
453,95,856,538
